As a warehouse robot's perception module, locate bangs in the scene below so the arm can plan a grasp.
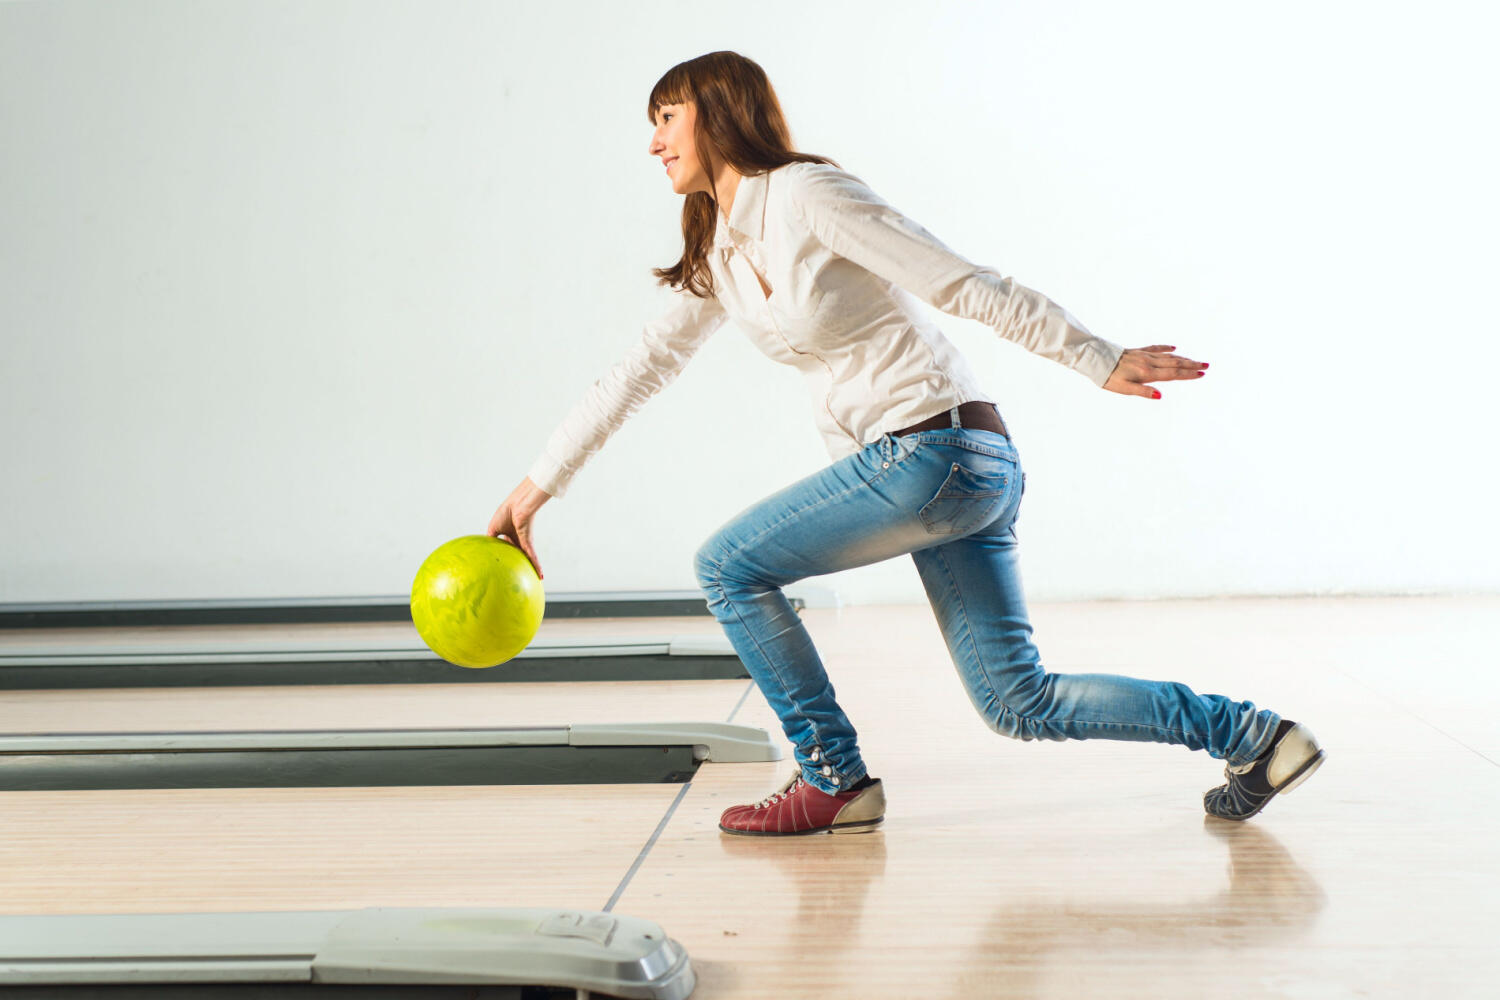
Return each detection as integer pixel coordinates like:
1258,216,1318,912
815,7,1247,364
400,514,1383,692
647,66,694,123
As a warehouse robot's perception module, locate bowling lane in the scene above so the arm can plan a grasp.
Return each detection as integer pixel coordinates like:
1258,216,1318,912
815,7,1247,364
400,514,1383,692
0,614,752,918
0,783,684,915
0,613,726,654
0,676,749,734
616,600,1500,1000
0,615,748,733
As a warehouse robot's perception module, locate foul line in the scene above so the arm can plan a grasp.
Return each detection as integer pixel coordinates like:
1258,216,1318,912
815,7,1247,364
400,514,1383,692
603,780,692,913
604,680,759,912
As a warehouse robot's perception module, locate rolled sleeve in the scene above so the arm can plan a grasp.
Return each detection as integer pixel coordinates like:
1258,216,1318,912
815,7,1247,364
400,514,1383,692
786,163,1123,385
526,288,728,498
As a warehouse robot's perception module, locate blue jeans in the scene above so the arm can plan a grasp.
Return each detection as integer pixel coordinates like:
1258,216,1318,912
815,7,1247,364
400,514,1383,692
693,412,1281,795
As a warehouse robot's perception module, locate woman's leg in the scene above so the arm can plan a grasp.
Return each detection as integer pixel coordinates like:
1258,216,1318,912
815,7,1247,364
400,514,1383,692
695,430,994,794
910,451,1281,767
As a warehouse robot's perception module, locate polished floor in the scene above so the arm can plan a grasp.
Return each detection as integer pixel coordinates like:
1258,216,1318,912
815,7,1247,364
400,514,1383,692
1,596,1496,998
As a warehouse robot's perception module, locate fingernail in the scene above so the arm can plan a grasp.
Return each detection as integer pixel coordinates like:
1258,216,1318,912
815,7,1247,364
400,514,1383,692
1151,389,1162,399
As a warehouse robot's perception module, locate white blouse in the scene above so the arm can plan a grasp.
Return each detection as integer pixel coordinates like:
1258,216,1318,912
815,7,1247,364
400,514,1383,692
527,160,1124,499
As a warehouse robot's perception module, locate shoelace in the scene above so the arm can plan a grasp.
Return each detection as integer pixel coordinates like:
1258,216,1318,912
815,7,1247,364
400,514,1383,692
752,776,803,810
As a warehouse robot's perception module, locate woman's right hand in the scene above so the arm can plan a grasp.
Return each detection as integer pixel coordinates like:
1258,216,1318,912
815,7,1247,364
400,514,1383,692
486,477,552,580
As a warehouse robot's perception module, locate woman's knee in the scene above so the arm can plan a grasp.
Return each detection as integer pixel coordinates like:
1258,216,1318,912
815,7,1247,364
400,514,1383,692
692,535,724,593
981,704,1045,741
694,531,760,592
972,669,1056,741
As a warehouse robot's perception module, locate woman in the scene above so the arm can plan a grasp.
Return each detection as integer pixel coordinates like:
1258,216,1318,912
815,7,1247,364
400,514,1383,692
486,51,1324,836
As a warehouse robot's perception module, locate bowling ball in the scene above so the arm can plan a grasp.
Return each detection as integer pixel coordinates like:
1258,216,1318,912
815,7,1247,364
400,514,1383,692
410,535,545,668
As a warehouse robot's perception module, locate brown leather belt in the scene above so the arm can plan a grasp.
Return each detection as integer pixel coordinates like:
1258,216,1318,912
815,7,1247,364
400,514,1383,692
892,401,1008,439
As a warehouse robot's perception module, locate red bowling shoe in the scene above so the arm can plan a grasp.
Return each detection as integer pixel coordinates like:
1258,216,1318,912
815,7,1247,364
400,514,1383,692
719,772,885,836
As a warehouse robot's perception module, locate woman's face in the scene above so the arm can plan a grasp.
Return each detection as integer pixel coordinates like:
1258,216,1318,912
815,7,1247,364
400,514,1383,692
649,101,710,197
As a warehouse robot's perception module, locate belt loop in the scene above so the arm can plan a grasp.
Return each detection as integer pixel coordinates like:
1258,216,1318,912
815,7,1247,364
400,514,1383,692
950,405,962,429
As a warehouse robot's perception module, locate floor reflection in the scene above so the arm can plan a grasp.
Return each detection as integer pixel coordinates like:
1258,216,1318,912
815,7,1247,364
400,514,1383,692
716,829,889,950
942,819,1326,997
715,817,1322,996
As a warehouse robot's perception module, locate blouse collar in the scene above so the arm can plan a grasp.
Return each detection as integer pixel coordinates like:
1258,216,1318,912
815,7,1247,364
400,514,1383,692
711,169,771,252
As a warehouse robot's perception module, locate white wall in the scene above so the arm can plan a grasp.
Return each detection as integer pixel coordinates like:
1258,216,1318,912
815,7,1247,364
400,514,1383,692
2,0,1496,605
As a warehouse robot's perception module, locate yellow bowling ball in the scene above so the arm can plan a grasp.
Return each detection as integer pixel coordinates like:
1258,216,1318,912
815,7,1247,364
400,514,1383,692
410,535,545,668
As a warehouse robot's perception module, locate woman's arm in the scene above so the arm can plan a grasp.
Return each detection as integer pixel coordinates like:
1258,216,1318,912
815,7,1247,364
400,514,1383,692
784,163,1205,395
486,286,729,576
525,287,728,498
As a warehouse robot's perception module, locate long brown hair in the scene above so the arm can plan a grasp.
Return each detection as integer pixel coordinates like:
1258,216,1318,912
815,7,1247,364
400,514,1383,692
647,51,838,299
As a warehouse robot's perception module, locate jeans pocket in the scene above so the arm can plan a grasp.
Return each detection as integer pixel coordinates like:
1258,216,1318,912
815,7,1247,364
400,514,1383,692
918,460,1011,536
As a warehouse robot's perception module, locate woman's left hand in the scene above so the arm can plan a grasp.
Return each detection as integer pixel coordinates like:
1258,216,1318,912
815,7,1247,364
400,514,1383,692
1103,345,1209,400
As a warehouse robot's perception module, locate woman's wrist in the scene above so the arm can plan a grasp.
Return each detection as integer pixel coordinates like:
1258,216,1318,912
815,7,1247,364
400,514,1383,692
517,477,553,511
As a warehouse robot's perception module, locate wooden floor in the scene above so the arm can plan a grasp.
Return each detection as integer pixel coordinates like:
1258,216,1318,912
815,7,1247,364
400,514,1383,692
1,596,1497,998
